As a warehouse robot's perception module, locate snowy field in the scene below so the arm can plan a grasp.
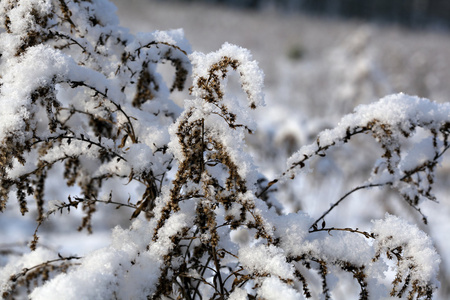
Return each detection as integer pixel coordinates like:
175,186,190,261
1,0,450,298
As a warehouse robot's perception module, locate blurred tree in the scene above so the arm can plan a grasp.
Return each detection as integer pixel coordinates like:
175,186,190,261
170,0,450,29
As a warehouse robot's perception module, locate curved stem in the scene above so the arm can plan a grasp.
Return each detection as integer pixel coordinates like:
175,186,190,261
311,183,385,229
309,226,375,239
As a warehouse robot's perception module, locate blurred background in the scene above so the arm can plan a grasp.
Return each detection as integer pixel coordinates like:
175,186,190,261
159,0,450,29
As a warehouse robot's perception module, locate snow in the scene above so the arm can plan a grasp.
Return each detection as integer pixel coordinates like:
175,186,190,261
372,214,441,288
0,45,68,142
1,0,449,298
239,244,295,280
258,276,302,300
0,248,56,297
228,288,249,300
190,42,265,108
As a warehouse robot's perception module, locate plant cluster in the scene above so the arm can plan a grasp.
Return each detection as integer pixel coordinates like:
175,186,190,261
0,0,448,299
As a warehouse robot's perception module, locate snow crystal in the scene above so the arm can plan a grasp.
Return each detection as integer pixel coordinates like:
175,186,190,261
239,244,294,280
275,212,312,256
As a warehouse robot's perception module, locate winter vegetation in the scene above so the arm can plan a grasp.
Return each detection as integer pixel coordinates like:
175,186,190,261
1,0,449,299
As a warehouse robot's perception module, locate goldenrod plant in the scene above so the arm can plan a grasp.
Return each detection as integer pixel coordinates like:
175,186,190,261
0,1,448,299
